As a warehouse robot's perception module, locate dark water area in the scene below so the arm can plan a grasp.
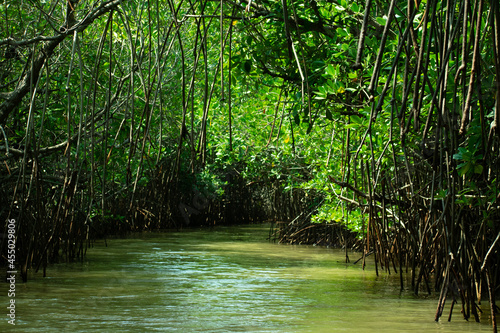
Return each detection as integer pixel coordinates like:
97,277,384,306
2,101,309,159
0,224,493,332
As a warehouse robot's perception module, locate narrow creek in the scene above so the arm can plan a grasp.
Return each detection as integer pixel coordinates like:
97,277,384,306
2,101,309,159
1,224,493,332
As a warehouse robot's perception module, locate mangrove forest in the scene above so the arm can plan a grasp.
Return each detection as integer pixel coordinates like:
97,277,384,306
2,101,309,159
1,0,499,331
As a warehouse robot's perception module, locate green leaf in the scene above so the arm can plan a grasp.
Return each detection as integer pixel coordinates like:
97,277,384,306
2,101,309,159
351,115,362,124
453,147,467,161
473,164,483,174
294,113,301,125
315,86,328,99
376,17,387,25
337,28,348,37
326,109,333,121
325,64,337,78
243,59,252,73
458,163,471,176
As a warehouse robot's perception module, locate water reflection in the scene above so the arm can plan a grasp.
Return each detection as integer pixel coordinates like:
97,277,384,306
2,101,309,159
1,225,492,332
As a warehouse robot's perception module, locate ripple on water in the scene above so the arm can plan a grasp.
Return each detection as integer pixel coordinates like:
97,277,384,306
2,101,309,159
1,224,493,333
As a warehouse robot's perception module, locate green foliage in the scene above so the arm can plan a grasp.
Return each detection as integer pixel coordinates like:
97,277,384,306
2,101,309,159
453,147,483,177
2,0,499,247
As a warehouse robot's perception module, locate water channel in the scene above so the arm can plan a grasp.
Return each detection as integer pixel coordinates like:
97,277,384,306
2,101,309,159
1,224,493,332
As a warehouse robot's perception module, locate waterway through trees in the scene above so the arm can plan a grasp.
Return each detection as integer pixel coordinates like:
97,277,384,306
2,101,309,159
0,224,493,332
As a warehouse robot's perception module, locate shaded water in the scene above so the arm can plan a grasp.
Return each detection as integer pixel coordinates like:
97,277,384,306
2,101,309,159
1,224,493,332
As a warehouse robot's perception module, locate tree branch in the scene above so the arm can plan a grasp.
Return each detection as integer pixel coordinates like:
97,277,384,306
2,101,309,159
0,0,123,125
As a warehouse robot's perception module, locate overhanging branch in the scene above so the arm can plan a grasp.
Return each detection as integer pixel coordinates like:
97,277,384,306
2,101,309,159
0,0,123,125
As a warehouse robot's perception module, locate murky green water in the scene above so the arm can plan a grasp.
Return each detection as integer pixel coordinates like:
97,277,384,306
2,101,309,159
1,224,493,332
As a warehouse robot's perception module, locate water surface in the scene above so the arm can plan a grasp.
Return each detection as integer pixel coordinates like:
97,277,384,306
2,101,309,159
1,224,493,332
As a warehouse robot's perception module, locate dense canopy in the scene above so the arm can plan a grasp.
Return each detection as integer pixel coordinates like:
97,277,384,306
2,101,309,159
1,0,499,329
